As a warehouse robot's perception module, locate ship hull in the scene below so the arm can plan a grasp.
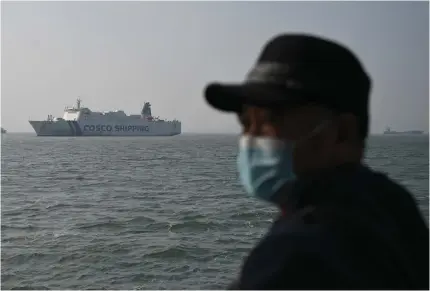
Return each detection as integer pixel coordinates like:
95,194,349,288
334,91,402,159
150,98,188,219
29,120,181,137
383,131,424,135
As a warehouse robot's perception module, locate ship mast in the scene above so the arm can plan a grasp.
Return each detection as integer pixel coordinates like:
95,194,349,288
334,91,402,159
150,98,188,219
76,98,82,110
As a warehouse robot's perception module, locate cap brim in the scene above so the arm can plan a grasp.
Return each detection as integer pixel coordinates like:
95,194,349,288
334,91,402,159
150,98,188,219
204,83,304,113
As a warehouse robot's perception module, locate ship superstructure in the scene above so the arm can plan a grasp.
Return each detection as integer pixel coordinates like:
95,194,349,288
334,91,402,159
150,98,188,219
29,99,181,136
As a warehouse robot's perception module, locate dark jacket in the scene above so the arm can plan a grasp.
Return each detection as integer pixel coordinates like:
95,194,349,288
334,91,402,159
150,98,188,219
228,164,429,290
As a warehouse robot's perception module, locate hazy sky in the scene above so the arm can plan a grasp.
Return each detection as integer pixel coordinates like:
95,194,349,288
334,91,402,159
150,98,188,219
1,1,428,133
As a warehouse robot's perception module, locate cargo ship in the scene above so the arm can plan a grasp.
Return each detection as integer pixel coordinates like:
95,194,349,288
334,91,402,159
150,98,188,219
383,127,424,135
29,99,181,137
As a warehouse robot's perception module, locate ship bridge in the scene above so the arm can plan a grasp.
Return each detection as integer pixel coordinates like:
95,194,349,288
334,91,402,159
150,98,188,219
62,98,84,120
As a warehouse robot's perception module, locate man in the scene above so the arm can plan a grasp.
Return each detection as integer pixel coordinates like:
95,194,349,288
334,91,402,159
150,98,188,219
204,33,429,290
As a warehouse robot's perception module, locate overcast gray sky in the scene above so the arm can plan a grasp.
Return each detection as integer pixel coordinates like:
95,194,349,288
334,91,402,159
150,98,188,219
1,1,428,133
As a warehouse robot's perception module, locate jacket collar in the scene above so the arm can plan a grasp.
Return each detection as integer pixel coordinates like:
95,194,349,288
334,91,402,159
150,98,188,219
277,163,366,217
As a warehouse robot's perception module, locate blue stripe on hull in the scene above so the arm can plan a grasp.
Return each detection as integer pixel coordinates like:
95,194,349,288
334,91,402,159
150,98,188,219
72,121,83,136
66,121,75,136
64,121,83,136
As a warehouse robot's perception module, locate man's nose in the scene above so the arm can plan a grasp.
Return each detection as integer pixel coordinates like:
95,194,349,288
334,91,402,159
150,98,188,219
246,119,260,135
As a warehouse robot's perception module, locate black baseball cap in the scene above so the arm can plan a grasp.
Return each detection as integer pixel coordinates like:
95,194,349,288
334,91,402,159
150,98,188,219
204,33,372,122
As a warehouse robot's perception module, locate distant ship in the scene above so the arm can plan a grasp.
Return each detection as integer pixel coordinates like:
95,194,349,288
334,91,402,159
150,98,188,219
29,98,181,137
1,127,6,134
383,127,424,135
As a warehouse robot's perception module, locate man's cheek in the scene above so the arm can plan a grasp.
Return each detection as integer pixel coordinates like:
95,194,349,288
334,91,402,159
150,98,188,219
293,143,326,175
292,147,311,175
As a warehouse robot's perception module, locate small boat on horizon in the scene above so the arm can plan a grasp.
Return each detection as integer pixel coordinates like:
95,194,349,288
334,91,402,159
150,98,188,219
383,126,424,135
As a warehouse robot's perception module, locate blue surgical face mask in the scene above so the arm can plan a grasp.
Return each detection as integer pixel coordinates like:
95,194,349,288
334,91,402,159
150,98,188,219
237,121,330,203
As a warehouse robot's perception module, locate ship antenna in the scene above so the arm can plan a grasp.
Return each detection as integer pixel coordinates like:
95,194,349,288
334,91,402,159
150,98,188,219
76,98,81,110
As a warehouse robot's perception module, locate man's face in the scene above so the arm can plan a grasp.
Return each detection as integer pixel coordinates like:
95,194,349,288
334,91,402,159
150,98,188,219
237,104,341,176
